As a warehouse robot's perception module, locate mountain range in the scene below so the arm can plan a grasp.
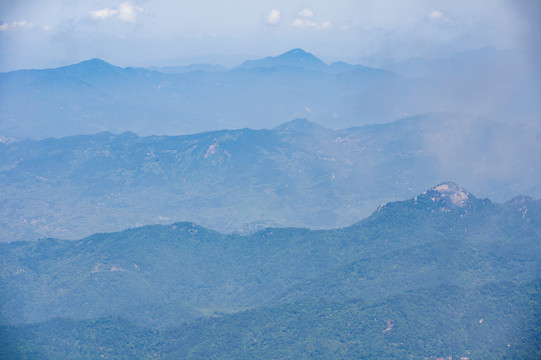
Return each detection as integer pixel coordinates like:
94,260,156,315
0,183,539,358
1,47,539,359
1,112,539,243
1,48,538,139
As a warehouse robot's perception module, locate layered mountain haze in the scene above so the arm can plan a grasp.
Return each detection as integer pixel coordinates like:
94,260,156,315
0,46,539,359
1,48,538,139
383,47,541,126
0,49,396,138
1,112,539,242
1,184,539,358
1,0,540,356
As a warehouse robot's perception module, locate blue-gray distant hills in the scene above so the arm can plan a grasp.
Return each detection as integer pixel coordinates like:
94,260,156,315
1,48,537,139
1,183,539,358
0,112,539,242
0,49,404,139
235,48,365,74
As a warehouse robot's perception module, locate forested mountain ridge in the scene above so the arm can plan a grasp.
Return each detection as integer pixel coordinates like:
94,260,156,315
1,182,539,358
1,112,538,242
1,183,539,330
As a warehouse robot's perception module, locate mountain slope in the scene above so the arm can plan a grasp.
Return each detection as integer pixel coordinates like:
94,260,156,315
1,184,539,328
276,188,541,304
0,112,539,242
1,281,539,360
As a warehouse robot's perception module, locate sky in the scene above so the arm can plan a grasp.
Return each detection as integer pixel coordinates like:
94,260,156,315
0,0,539,71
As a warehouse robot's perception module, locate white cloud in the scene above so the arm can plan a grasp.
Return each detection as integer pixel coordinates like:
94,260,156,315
13,20,34,29
89,7,119,20
428,10,454,25
291,8,331,30
12,20,28,27
299,8,314,18
429,10,443,20
320,21,332,30
89,2,143,24
292,18,317,28
118,2,142,24
266,9,281,25
0,20,35,31
292,18,332,30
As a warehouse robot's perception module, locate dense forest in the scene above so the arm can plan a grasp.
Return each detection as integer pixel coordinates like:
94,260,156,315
1,184,539,358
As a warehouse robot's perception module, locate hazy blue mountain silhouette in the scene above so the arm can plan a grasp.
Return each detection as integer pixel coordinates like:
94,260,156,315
236,48,327,70
2,48,536,139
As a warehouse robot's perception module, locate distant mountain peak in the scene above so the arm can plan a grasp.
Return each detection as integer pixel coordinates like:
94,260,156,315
285,48,307,54
236,48,326,70
431,182,466,195
83,58,109,64
376,182,480,215
73,58,114,68
425,182,472,207
274,118,328,132
274,48,326,66
505,195,538,218
507,195,534,205
279,48,316,59
58,58,120,73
